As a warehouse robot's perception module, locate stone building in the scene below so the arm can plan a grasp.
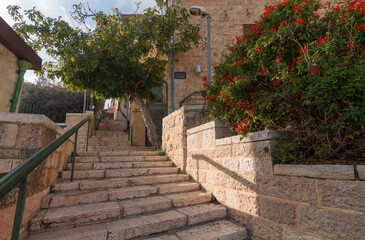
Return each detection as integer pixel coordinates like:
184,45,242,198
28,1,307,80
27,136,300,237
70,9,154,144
0,17,42,113
165,0,272,112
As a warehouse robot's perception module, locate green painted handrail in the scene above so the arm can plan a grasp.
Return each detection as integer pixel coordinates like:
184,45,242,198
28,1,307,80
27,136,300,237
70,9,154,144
0,116,90,240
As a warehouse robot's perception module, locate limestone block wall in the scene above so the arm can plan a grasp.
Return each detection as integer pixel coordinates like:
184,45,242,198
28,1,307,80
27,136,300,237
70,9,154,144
0,43,20,113
131,102,146,147
0,113,75,240
162,105,209,172
163,115,365,239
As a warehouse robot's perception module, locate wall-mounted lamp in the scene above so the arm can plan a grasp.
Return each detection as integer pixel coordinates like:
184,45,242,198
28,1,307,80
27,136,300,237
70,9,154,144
195,64,201,73
190,6,211,83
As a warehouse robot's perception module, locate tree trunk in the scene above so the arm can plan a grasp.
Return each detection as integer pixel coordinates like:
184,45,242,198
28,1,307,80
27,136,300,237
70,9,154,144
133,94,160,148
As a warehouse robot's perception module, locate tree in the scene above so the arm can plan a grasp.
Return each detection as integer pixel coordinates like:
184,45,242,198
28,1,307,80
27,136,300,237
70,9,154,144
8,0,202,147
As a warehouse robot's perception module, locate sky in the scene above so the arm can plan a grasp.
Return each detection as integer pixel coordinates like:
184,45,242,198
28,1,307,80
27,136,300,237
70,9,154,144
0,0,158,83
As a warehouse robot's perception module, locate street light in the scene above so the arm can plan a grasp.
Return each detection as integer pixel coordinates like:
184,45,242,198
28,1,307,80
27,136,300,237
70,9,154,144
190,6,211,83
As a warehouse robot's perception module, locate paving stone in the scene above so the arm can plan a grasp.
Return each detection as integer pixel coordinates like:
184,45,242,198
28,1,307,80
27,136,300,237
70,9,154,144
51,181,80,192
175,220,248,240
147,167,179,175
93,162,133,169
49,190,108,208
41,202,120,229
129,174,189,185
107,210,187,240
120,196,172,216
105,168,148,178
164,191,212,207
133,161,172,168
109,186,157,200
154,182,200,194
74,157,100,163
79,178,129,190
66,163,94,170
61,170,104,180
177,203,226,225
27,223,108,240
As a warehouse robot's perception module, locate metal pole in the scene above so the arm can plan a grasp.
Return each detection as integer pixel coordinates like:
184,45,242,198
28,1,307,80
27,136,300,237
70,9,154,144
11,176,27,240
171,0,175,111
207,14,211,83
83,90,86,113
71,130,78,182
86,120,90,152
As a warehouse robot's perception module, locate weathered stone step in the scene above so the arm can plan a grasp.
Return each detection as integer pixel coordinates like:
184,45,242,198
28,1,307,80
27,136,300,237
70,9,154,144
146,220,248,240
106,210,186,239
66,161,172,170
154,182,200,194
27,204,231,240
76,148,155,157
70,155,168,165
30,202,121,231
100,155,167,162
61,167,178,180
98,120,127,131
52,174,190,192
94,130,128,137
87,142,129,148
164,191,212,207
99,151,160,156
120,196,172,216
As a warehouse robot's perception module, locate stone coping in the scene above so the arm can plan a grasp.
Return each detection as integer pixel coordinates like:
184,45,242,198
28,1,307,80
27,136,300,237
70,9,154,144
274,164,365,180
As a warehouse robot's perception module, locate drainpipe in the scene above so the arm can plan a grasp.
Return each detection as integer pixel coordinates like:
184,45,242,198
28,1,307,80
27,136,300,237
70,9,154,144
171,0,175,112
10,60,32,113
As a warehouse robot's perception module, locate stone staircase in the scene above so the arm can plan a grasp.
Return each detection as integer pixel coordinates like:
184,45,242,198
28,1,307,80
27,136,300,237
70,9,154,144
25,120,248,240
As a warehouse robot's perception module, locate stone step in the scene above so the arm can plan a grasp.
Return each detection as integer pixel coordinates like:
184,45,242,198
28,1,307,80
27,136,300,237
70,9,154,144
52,174,190,192
105,167,179,178
42,190,109,209
30,202,121,231
87,142,129,147
120,196,172,216
109,185,158,201
106,210,187,239
69,155,168,165
98,120,127,131
94,130,128,137
153,182,200,194
61,167,178,180
66,161,172,170
148,220,249,240
76,148,154,157
100,155,167,162
176,203,227,225
164,191,212,207
99,151,160,156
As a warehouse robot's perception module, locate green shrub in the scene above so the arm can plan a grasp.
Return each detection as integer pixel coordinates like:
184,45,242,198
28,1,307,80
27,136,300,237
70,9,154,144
203,0,365,162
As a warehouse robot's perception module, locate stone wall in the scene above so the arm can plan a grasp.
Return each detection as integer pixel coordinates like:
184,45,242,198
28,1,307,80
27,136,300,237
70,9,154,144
0,112,94,240
131,102,146,147
166,0,275,112
0,43,20,113
162,105,209,172
163,113,365,239
65,111,95,151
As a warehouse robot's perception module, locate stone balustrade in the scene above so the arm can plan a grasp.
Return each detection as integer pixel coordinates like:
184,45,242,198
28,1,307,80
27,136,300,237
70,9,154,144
163,108,365,240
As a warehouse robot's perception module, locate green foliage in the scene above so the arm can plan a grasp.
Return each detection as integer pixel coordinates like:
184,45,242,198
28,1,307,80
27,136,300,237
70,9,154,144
157,147,166,156
203,0,365,163
7,1,201,101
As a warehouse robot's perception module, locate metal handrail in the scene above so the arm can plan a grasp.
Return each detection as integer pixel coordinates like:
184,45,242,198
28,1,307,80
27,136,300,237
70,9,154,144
179,91,203,108
0,116,91,240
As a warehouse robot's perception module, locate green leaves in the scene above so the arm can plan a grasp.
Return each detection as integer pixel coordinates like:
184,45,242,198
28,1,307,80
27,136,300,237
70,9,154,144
203,0,365,162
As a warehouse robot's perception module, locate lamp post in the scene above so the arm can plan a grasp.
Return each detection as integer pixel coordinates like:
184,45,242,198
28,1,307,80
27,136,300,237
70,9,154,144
190,6,211,83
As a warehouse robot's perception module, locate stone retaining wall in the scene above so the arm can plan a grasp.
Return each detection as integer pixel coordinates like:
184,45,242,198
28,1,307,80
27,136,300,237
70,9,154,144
0,112,94,240
163,110,365,240
162,105,209,172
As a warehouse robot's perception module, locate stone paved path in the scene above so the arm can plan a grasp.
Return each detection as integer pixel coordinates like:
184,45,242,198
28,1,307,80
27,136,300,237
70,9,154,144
25,119,248,240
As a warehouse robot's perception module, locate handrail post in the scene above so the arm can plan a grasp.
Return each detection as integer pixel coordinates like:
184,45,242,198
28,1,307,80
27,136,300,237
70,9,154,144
86,119,90,152
71,130,78,182
11,176,27,240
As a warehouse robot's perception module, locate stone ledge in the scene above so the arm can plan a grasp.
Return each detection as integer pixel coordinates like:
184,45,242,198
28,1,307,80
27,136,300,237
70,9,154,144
274,164,355,180
357,165,365,180
187,121,229,135
217,130,282,146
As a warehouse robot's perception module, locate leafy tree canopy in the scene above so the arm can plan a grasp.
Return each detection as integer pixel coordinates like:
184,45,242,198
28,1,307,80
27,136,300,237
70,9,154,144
8,0,202,146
